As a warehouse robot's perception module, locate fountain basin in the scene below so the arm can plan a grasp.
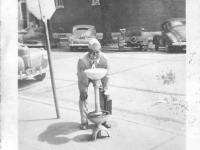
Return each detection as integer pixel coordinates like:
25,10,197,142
87,110,110,124
84,68,107,80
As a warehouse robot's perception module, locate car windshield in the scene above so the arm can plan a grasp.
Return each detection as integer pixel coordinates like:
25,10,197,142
73,27,93,37
168,20,186,28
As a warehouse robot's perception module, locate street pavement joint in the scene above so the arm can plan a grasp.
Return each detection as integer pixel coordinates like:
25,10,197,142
150,135,179,150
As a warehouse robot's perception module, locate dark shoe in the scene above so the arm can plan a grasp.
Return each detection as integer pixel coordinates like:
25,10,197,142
102,121,111,128
80,123,88,130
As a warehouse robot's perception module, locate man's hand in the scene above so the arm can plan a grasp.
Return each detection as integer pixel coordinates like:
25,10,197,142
95,80,102,87
80,92,88,101
104,90,109,96
103,90,111,100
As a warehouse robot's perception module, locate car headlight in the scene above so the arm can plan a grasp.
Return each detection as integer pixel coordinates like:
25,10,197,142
166,33,178,42
37,40,43,45
39,48,44,50
43,55,48,59
41,51,48,59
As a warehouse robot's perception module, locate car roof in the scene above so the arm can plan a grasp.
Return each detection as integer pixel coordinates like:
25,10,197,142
121,27,143,30
162,18,186,24
73,25,95,29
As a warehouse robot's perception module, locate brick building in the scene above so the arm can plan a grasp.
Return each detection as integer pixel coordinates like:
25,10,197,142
18,0,185,33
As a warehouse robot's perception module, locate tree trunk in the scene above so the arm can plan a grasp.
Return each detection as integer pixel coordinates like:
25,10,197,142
100,0,113,46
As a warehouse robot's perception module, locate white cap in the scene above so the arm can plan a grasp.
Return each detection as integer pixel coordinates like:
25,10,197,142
88,38,101,51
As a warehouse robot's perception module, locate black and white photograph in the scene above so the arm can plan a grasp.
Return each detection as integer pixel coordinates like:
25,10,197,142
1,0,200,150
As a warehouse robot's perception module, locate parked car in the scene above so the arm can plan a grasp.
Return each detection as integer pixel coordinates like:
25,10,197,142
18,43,49,81
18,27,60,48
153,18,186,53
117,27,148,51
68,25,98,51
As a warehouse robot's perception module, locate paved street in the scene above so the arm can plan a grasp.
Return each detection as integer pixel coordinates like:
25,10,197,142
18,45,186,150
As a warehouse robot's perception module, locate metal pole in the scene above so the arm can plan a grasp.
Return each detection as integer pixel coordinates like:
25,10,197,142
37,0,60,118
43,18,60,118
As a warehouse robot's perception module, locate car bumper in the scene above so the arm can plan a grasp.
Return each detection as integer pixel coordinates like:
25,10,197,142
172,42,186,46
69,44,89,47
18,66,49,80
119,42,147,47
23,43,44,47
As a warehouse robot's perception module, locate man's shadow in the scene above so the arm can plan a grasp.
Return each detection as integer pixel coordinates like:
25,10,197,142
38,122,95,145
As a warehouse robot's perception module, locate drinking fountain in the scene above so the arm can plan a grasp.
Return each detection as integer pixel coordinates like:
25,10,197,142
84,68,110,141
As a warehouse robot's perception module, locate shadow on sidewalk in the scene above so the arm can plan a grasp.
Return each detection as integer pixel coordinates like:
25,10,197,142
18,79,44,89
38,122,96,145
19,118,58,122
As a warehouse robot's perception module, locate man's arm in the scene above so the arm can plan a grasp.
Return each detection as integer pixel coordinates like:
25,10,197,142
101,57,110,92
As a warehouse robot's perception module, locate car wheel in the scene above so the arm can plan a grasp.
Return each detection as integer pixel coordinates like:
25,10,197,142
165,44,172,53
34,73,46,81
118,46,124,51
143,46,147,51
155,45,159,51
139,45,143,51
56,41,60,48
43,44,47,50
140,45,147,51
70,46,74,51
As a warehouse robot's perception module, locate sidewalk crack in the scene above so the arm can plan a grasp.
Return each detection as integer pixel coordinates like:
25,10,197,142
150,135,179,150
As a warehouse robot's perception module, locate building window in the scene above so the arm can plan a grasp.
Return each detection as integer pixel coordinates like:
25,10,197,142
55,0,64,9
20,1,27,20
92,0,100,6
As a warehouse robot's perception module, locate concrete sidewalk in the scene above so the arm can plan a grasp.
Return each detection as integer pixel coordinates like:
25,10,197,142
19,96,185,150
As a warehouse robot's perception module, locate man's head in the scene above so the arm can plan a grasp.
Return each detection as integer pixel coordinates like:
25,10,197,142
88,38,101,61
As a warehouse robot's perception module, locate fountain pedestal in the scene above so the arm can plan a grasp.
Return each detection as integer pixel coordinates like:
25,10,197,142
84,68,110,141
87,110,110,140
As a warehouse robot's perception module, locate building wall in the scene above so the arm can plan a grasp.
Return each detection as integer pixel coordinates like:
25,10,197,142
50,0,185,33
50,0,102,33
